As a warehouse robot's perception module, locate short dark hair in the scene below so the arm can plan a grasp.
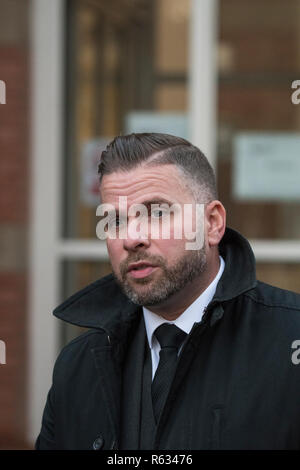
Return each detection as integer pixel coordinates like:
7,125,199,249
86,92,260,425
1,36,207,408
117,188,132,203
98,133,218,201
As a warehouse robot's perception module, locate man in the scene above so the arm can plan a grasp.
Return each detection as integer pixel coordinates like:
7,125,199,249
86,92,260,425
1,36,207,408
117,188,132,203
36,133,300,450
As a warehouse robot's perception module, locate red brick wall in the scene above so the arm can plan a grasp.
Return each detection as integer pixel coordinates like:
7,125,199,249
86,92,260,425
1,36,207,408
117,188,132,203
0,0,30,449
0,48,29,222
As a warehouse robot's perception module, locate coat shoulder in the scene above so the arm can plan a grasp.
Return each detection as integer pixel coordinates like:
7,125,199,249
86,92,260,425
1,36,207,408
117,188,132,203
245,280,300,313
53,328,107,378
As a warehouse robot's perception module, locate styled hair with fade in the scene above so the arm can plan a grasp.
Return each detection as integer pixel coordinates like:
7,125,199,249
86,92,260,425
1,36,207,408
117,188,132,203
98,133,218,202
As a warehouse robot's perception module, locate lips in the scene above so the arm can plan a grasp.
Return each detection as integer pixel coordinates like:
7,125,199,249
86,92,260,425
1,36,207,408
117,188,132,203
127,261,159,279
127,262,157,272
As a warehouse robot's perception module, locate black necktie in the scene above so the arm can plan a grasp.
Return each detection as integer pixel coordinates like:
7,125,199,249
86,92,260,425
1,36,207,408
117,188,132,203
151,323,187,423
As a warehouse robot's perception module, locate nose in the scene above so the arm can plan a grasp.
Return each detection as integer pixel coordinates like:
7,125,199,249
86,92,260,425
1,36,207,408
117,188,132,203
123,217,150,251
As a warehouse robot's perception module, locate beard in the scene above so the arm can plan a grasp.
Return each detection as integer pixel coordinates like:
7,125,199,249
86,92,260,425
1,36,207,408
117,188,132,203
111,246,207,307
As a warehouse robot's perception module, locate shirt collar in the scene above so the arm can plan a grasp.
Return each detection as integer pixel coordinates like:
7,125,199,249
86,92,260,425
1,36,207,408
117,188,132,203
143,255,225,350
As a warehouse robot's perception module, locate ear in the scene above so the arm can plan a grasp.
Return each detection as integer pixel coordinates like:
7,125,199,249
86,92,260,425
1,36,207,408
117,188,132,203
205,200,226,247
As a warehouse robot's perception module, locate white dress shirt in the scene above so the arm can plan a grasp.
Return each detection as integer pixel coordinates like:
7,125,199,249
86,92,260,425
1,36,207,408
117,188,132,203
143,256,225,379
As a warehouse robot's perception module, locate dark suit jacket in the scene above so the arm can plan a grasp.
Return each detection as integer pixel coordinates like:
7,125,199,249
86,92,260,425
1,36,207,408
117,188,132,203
35,228,300,449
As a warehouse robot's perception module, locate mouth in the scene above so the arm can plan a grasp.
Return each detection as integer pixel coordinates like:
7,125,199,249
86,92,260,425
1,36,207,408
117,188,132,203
127,262,159,279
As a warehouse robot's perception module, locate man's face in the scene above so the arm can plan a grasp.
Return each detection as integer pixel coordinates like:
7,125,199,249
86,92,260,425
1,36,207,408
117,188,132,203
99,163,207,307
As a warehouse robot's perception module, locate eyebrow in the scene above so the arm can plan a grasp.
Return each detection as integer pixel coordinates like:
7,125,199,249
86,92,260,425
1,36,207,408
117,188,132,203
140,198,175,208
106,198,176,217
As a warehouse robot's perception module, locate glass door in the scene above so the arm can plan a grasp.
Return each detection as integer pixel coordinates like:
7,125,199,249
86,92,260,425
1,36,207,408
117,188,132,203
62,0,191,344
217,0,300,292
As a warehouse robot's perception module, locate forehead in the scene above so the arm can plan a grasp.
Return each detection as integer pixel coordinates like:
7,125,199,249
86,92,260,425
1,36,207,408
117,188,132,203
100,163,191,204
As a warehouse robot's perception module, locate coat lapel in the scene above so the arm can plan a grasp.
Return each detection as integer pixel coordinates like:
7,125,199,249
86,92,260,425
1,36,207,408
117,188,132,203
120,314,147,448
91,344,121,443
90,305,143,448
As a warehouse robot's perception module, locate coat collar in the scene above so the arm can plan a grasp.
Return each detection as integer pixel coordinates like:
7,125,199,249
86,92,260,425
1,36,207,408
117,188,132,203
53,227,257,336
215,226,257,301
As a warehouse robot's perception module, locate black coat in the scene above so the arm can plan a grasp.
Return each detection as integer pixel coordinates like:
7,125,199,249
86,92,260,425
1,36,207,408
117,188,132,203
35,228,300,450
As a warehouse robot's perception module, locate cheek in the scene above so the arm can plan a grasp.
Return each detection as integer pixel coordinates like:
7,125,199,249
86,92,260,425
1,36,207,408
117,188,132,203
154,238,185,259
106,240,122,269
167,209,197,240
182,205,206,241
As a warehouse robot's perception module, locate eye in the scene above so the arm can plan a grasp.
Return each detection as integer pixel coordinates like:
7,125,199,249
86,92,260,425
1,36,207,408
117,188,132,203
108,216,126,230
151,209,168,218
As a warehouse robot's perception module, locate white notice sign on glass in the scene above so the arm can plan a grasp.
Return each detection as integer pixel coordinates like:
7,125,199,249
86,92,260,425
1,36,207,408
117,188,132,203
233,133,300,201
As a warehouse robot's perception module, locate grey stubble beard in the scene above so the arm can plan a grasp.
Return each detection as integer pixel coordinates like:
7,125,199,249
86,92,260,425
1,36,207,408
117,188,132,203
112,247,207,307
